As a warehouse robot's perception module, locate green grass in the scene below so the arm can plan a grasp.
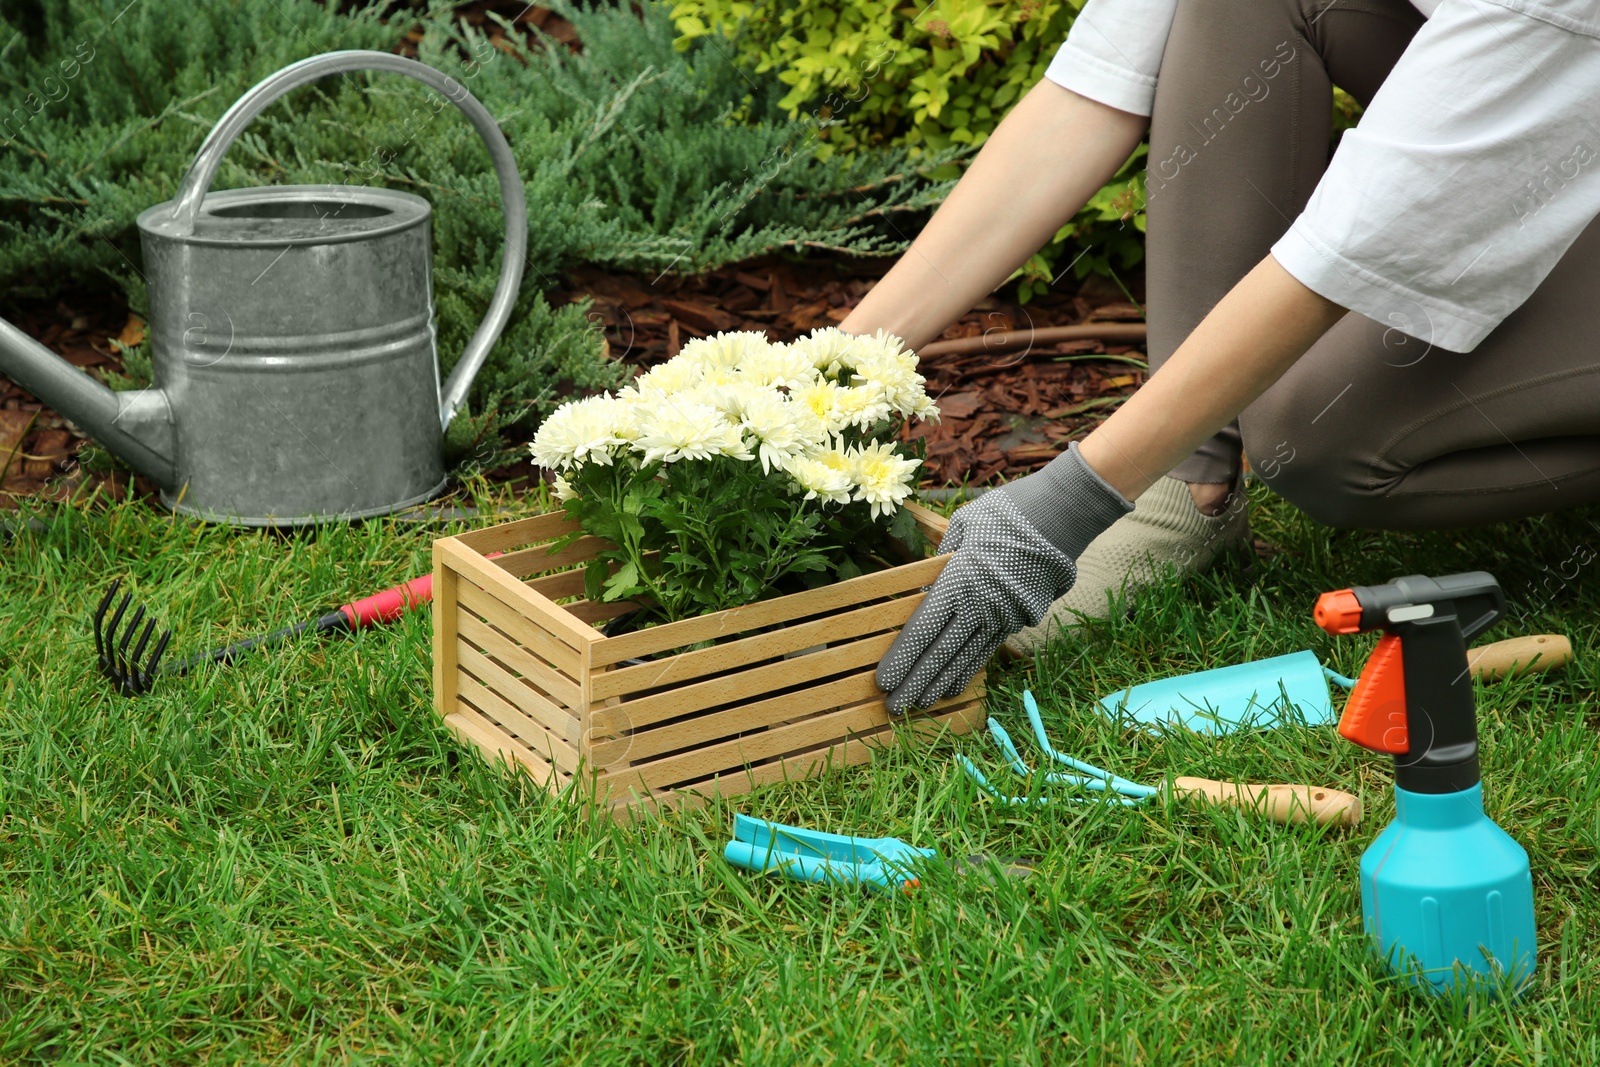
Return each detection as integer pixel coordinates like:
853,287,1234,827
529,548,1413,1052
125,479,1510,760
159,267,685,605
1,477,1598,1064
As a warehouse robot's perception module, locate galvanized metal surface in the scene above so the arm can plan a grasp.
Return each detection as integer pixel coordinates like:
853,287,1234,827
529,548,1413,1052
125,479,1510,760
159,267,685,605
0,50,528,526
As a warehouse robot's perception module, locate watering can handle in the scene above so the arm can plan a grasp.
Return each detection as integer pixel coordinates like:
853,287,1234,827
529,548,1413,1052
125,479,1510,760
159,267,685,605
169,50,527,430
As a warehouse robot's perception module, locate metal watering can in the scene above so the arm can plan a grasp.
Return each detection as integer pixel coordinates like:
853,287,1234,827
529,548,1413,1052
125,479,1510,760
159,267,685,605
0,51,526,525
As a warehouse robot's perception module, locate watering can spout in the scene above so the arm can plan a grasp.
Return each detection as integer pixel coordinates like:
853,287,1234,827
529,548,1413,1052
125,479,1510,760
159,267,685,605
0,316,178,490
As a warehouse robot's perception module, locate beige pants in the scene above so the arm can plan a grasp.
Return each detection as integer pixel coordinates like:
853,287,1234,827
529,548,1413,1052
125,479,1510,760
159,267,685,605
1145,0,1600,530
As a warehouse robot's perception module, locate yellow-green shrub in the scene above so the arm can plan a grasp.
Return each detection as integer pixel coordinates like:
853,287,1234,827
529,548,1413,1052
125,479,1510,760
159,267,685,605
672,0,1080,157
671,0,1145,296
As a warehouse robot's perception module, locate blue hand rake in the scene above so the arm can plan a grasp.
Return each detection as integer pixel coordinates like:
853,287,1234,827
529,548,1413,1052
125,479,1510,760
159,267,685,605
958,691,1363,826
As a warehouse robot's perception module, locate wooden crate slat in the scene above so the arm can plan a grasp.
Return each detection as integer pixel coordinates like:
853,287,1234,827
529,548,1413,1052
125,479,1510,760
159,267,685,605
905,501,950,545
455,629,583,744
595,688,958,796
523,551,659,602
457,614,584,713
524,568,591,600
456,671,583,777
455,581,585,681
438,537,601,655
445,706,570,791
610,682,983,796
442,539,601,652
588,670,884,768
592,555,946,666
494,535,609,578
565,599,641,625
603,697,982,816
589,631,896,735
432,545,460,720
598,699,979,809
454,511,582,554
590,594,918,702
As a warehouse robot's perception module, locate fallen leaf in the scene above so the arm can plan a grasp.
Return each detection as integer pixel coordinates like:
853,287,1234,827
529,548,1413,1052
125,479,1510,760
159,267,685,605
116,314,146,349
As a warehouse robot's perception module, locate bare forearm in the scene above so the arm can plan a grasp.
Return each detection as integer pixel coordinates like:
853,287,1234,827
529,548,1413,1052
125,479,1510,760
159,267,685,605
1079,255,1347,500
840,81,1147,351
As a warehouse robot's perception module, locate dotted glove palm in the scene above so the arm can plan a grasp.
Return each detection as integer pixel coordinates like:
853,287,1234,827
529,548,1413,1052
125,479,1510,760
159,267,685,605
877,442,1133,715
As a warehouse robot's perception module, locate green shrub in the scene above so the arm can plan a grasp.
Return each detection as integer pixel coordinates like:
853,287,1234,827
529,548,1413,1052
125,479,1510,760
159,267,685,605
669,0,1146,296
0,0,955,464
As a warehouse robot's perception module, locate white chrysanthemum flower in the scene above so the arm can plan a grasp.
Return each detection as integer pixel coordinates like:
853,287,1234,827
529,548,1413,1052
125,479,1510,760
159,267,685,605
551,473,579,502
851,328,915,367
902,385,934,422
830,381,894,431
852,343,930,418
787,450,855,505
700,363,743,389
848,441,921,519
700,380,769,420
606,388,655,443
784,392,830,449
740,389,827,473
787,327,857,379
678,330,777,374
633,357,705,396
743,343,822,390
634,398,753,465
792,379,848,436
529,394,629,471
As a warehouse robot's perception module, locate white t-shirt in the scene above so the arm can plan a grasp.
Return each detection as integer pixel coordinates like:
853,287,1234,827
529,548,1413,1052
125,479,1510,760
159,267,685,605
1044,0,1600,352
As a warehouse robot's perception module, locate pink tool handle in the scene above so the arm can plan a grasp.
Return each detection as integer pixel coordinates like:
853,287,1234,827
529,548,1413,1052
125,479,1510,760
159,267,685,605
338,552,502,629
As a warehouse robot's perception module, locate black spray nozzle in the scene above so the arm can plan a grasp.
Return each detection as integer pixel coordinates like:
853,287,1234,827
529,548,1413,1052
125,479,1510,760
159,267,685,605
1316,572,1505,794
1349,572,1504,642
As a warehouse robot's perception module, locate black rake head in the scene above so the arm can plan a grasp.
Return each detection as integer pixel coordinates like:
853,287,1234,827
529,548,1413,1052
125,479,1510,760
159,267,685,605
93,579,173,697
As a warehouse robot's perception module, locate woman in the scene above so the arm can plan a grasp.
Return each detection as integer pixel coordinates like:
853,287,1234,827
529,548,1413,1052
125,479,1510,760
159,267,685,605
848,0,1600,714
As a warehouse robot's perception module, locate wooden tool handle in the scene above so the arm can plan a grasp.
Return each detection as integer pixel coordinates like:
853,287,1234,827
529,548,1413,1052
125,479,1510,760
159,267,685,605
1171,777,1363,827
1467,634,1572,682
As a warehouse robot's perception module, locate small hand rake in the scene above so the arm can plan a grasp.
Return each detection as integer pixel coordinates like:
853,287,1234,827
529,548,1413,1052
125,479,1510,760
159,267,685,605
959,691,1363,827
92,571,436,696
93,580,176,696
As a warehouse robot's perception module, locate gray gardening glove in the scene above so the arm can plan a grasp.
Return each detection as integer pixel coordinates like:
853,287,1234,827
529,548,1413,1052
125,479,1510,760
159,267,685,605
877,442,1133,715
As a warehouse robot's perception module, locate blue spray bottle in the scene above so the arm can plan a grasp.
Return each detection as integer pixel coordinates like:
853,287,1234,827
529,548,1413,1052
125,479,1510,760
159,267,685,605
1314,572,1536,993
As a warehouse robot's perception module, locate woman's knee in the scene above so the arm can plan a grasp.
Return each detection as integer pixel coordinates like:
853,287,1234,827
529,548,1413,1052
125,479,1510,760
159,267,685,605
1239,395,1387,528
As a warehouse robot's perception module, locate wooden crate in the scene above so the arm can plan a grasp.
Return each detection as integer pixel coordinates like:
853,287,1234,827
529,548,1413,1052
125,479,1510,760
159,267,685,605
432,501,984,819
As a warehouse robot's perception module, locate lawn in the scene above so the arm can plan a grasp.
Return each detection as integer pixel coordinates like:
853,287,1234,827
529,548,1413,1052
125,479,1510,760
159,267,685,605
1,474,1596,1065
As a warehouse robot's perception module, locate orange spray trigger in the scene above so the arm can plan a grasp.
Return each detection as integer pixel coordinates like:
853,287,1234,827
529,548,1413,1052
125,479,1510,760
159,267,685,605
1338,633,1409,754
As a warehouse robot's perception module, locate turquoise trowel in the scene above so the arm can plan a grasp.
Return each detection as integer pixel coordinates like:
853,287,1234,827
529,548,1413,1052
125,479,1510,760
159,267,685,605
1096,634,1571,735
1098,651,1352,734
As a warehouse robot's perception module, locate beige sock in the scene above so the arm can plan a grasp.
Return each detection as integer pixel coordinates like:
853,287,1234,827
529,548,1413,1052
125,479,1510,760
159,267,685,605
1004,474,1250,655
